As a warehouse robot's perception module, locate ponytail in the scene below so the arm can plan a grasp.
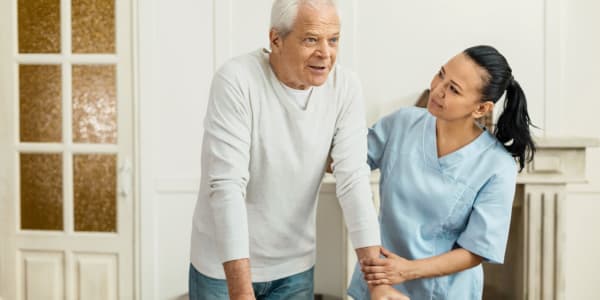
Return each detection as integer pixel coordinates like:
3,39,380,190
494,78,536,171
463,45,536,172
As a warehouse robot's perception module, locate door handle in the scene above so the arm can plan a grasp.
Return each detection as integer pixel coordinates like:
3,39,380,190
118,158,132,198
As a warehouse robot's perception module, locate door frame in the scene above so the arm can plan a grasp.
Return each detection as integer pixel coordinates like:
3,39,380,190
0,0,139,299
0,1,16,299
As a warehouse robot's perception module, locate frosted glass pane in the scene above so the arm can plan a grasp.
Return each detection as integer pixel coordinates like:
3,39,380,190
73,154,116,232
20,65,62,142
20,153,63,230
18,0,61,53
72,0,115,53
72,65,117,144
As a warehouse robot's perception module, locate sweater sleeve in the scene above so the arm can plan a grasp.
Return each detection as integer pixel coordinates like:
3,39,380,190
330,72,381,249
202,69,252,263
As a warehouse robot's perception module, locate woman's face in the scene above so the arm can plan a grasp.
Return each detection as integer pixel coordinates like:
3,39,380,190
427,53,489,121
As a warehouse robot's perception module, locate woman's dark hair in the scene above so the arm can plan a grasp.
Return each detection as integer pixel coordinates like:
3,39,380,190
463,45,535,172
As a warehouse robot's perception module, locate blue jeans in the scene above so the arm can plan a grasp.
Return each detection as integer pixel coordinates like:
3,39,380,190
188,264,314,300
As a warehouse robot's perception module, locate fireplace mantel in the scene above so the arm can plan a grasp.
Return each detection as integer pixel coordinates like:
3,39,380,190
517,137,599,184
510,136,598,300
315,136,599,300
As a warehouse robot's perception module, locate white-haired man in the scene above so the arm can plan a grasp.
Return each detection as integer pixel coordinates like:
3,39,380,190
189,1,408,299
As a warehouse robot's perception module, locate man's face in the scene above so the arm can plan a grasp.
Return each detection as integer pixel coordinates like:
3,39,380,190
270,4,340,90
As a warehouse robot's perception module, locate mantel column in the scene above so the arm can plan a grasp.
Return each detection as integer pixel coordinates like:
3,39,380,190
522,183,566,300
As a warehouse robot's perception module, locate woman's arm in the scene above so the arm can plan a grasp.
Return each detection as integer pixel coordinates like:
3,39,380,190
361,247,482,285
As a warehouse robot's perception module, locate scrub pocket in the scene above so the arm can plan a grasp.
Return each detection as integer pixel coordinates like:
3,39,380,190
420,180,476,241
440,181,477,238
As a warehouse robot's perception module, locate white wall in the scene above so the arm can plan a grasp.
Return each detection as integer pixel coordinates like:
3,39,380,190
351,0,546,126
561,1,600,299
138,0,214,299
137,0,600,299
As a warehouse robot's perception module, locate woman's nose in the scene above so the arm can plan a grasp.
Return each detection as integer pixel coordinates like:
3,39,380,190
433,85,445,98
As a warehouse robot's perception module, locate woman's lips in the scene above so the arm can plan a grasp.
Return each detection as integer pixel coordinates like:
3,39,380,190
430,98,443,109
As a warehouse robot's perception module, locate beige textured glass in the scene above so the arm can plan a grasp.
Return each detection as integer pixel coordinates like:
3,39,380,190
20,65,62,142
72,0,115,53
20,153,63,230
72,65,117,144
73,154,117,232
18,0,61,53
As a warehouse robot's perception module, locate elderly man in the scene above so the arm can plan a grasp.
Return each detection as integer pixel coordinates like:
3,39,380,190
189,0,408,299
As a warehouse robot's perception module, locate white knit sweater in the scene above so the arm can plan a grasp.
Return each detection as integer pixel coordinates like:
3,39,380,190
190,49,381,282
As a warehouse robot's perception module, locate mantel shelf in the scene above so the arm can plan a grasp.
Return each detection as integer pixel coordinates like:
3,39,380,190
534,136,600,148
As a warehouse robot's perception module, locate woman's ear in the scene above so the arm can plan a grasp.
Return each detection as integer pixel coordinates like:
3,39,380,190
472,101,494,119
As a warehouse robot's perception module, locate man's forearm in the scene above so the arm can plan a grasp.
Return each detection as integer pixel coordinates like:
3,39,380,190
356,245,381,263
223,258,254,299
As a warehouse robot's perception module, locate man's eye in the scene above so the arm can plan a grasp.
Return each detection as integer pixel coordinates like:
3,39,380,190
329,37,339,44
305,37,317,43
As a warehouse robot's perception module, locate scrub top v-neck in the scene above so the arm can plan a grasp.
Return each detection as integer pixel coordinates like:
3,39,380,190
348,107,518,300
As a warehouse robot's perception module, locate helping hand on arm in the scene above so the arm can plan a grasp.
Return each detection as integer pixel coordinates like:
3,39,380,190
361,247,483,286
356,247,410,300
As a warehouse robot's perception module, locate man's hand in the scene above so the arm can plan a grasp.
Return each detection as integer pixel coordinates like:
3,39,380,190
223,258,256,300
370,285,410,300
361,247,414,285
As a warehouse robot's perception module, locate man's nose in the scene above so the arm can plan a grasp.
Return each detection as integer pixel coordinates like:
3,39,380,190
316,40,331,57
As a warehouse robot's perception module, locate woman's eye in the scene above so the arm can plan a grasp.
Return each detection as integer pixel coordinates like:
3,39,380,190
450,85,459,94
438,70,443,78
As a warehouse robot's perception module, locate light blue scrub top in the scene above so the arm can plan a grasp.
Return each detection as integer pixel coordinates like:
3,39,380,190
348,107,517,300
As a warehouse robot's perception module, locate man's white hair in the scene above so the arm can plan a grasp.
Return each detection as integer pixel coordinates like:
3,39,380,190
270,0,339,38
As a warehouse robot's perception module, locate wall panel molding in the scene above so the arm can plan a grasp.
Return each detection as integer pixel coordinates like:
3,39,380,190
337,0,358,69
155,178,199,195
213,0,232,71
137,0,158,298
543,0,565,136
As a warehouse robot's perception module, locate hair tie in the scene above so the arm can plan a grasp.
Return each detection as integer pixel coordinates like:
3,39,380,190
506,75,515,90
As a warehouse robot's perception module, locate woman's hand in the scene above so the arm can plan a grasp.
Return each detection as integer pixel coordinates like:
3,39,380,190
361,247,415,285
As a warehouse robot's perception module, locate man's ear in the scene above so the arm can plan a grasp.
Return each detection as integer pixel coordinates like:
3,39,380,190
472,101,494,119
270,30,282,53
